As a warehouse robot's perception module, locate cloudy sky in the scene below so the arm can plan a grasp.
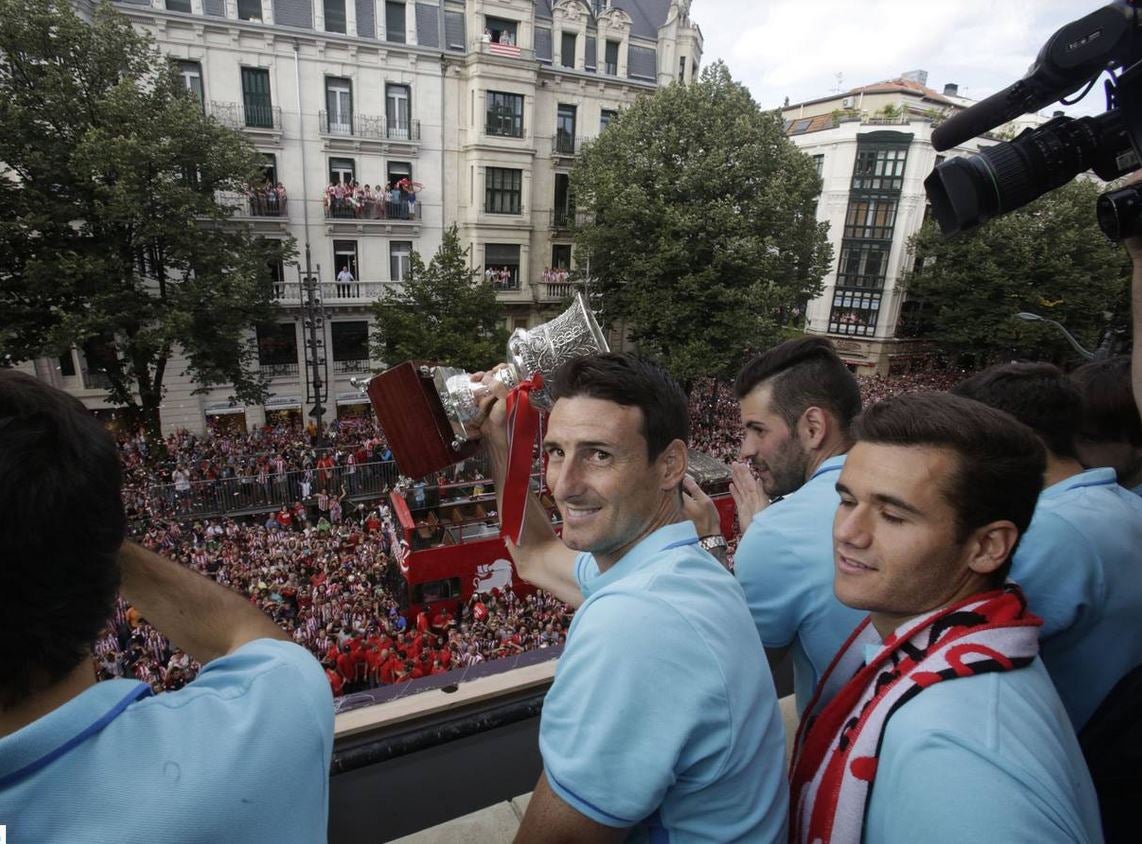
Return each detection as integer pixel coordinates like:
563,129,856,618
697,0,1109,118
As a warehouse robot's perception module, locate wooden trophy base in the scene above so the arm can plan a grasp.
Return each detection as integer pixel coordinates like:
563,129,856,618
366,361,481,480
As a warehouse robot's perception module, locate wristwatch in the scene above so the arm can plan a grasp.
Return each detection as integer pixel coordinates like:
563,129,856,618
698,534,728,553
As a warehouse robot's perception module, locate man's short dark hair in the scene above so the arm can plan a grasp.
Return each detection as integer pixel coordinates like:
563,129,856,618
852,392,1046,581
952,362,1082,460
550,353,688,461
0,371,126,708
733,337,861,433
1070,356,1142,446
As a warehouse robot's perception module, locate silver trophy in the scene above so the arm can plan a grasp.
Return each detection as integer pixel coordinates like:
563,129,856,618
434,292,608,448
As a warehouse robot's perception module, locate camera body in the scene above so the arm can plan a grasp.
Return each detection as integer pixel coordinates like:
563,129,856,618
924,1,1142,239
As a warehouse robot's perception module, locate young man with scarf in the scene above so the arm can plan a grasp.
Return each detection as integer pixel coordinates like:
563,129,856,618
789,392,1102,844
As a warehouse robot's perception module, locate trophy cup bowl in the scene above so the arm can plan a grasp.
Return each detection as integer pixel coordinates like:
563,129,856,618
356,292,609,479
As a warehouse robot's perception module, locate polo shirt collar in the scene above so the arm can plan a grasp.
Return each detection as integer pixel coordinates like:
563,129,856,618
0,679,151,788
811,453,847,482
580,521,699,600
1040,466,1117,500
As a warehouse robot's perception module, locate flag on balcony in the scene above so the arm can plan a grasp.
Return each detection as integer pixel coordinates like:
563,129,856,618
488,41,521,58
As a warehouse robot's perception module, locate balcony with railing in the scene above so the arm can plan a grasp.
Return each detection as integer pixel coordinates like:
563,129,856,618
271,282,389,306
259,362,299,379
318,111,421,143
209,101,282,134
551,134,585,157
332,358,370,375
217,188,288,219
478,39,535,61
550,207,591,230
323,194,420,223
82,369,113,390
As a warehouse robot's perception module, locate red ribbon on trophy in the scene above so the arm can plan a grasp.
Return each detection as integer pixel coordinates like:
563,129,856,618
501,373,545,546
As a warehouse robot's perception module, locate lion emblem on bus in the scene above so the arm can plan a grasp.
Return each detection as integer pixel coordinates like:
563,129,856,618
474,558,514,594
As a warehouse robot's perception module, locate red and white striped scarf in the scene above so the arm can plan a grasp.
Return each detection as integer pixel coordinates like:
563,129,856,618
789,586,1041,844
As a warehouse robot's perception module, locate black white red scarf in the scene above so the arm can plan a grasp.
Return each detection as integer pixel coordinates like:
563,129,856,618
789,586,1042,844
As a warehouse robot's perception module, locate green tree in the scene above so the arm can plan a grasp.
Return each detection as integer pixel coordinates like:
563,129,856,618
371,226,509,369
0,0,294,442
570,61,833,385
904,179,1130,365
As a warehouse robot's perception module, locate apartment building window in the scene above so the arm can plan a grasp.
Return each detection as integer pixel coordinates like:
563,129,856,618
261,153,277,185
240,67,273,128
386,1,406,43
561,32,576,68
604,40,619,75
331,322,369,371
852,147,908,191
237,0,262,21
600,109,617,131
165,0,191,13
551,244,571,270
486,17,518,45
486,91,524,137
390,241,412,282
387,161,412,188
326,77,353,134
333,241,358,279
176,61,203,103
678,57,686,83
553,173,572,227
812,154,824,177
486,168,522,214
256,324,298,372
829,289,882,337
324,0,347,34
58,349,77,377
843,196,898,240
386,84,411,140
329,157,355,185
836,243,890,289
268,257,286,298
485,244,520,289
556,104,576,154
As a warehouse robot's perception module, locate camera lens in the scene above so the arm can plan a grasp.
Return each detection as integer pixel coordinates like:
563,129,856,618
924,114,1109,235
1097,185,1142,241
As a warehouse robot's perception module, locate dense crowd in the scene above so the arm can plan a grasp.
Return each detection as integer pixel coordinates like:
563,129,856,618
323,178,422,220
102,369,968,699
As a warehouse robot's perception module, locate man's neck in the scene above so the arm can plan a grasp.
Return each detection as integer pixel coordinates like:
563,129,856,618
0,662,97,739
804,438,851,482
595,500,683,574
1043,452,1085,488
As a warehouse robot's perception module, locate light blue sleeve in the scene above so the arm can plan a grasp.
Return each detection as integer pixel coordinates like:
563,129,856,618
866,731,1097,844
1011,513,1104,639
735,513,812,649
540,593,729,828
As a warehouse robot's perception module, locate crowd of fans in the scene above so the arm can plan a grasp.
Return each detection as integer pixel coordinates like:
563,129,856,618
244,182,287,217
323,179,422,220
100,368,968,699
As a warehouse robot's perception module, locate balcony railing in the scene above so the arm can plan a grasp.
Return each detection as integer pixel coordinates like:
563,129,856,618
544,281,574,300
259,362,299,378
83,369,113,390
271,282,390,305
318,111,420,141
551,208,592,229
479,40,534,60
217,190,288,218
552,134,584,156
210,100,282,132
324,196,420,221
333,359,371,374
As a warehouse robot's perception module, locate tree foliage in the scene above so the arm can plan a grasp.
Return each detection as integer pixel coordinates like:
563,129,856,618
371,225,509,370
904,178,1130,365
570,61,832,384
0,0,294,440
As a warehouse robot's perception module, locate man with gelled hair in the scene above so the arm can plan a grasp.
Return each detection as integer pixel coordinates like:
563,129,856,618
688,337,865,714
475,353,788,843
0,371,333,842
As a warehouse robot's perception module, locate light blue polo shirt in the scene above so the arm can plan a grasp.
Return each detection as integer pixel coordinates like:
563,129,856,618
864,657,1103,842
734,455,865,713
540,521,788,843
0,639,334,843
1011,467,1142,730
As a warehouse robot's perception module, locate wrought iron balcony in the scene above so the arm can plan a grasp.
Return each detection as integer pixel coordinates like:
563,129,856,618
259,362,300,378
323,196,420,221
551,134,584,156
333,359,371,374
317,111,418,142
210,100,282,132
217,190,288,218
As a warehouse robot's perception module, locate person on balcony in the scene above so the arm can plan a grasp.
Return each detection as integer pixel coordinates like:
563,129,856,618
336,265,355,299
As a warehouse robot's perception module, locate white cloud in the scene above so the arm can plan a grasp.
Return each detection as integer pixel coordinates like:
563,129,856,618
698,0,1108,116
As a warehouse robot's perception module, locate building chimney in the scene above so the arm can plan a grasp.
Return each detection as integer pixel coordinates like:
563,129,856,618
943,83,959,97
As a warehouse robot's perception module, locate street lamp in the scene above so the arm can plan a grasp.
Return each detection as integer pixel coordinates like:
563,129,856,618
1014,312,1095,361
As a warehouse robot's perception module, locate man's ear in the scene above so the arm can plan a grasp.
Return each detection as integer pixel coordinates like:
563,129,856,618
798,406,830,451
965,520,1020,577
658,439,689,490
